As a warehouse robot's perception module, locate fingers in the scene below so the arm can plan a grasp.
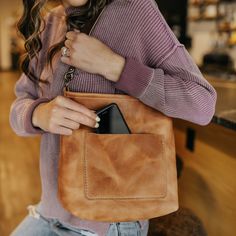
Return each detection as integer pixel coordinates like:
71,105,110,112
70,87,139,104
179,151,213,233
54,125,73,136
63,31,78,55
64,39,72,49
53,96,99,129
65,31,87,45
65,31,80,49
61,56,72,66
35,95,99,136
48,113,80,135
61,48,71,60
50,105,97,135
61,39,73,66
65,110,97,128
59,117,81,130
55,96,97,121
62,31,89,66
47,117,73,135
66,31,78,40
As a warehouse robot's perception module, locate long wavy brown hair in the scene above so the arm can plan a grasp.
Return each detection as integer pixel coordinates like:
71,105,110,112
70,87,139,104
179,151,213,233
17,0,114,85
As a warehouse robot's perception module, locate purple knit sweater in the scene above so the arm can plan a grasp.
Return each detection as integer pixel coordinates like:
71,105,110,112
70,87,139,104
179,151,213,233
9,0,217,235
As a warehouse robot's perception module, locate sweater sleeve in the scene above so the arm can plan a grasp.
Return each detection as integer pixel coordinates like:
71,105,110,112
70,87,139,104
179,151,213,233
114,0,217,126
8,10,56,137
9,72,50,137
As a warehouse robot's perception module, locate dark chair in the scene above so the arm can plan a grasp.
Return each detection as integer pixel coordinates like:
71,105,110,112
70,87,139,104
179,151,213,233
148,207,207,236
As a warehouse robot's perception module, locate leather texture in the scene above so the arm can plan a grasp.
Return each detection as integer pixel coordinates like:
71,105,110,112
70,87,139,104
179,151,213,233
58,91,178,222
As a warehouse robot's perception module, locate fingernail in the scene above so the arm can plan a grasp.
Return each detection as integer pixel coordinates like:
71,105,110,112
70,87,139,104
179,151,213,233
96,116,101,122
94,123,99,128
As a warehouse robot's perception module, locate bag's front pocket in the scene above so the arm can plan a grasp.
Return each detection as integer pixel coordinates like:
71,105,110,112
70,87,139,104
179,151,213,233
84,133,167,200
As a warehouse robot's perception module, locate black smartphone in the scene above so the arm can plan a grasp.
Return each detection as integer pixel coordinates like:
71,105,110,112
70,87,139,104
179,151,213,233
95,103,131,134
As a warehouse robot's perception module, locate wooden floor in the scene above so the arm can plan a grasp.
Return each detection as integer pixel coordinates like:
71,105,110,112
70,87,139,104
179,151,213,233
0,72,41,236
174,119,236,236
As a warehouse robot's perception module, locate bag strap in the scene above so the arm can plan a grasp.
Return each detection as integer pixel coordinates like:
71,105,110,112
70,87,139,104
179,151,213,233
64,6,107,91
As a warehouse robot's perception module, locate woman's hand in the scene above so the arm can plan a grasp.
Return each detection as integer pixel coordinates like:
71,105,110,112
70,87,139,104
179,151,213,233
61,31,125,82
32,96,100,135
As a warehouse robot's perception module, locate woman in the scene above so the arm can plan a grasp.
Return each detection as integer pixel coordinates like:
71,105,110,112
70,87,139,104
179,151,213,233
10,0,217,235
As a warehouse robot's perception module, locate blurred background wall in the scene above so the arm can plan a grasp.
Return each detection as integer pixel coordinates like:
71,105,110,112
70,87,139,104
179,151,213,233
0,0,22,70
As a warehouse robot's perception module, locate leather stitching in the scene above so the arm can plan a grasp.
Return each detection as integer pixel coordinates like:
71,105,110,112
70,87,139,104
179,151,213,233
84,133,167,200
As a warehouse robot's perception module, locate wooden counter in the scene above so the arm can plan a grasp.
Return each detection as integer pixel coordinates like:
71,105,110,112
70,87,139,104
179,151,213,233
174,75,236,236
206,75,236,130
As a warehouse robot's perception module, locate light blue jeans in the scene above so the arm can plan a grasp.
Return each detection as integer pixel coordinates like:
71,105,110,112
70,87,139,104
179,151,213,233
10,206,149,236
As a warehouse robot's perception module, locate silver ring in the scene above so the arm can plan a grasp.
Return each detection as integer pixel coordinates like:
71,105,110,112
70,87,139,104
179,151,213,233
61,46,69,57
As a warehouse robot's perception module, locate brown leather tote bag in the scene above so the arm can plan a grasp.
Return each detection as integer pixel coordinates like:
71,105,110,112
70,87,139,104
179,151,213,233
58,91,178,222
58,5,178,222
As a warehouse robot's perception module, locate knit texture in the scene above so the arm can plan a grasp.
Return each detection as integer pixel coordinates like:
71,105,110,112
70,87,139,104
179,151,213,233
9,0,217,235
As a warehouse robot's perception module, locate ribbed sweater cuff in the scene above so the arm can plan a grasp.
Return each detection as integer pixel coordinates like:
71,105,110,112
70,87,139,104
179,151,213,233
25,98,50,135
114,57,154,97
